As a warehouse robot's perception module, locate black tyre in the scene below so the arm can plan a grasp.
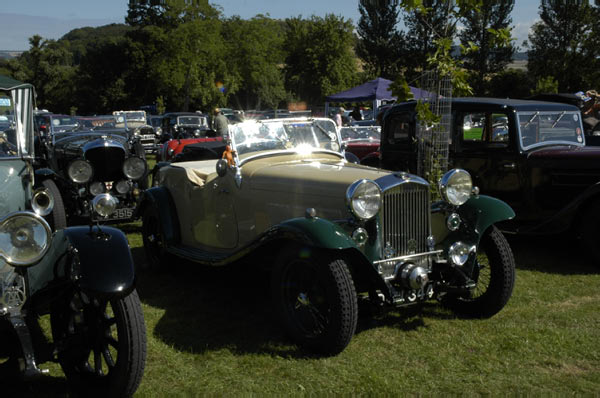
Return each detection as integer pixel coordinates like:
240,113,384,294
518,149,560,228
51,289,147,398
272,245,358,356
444,225,515,318
41,179,67,230
141,205,167,269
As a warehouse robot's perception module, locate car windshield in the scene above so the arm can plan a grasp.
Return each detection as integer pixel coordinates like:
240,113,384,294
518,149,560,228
0,91,18,157
178,116,203,126
50,115,79,133
517,111,584,149
230,118,341,158
340,126,381,142
77,115,127,131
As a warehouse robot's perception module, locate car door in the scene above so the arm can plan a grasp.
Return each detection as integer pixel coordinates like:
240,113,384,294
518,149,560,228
198,169,239,249
450,110,526,220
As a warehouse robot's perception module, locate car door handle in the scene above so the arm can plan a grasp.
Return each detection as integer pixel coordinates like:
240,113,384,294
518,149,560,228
502,163,516,170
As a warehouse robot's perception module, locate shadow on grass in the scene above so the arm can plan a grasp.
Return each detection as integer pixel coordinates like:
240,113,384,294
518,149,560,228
0,370,68,397
507,234,598,275
133,247,317,358
132,245,457,358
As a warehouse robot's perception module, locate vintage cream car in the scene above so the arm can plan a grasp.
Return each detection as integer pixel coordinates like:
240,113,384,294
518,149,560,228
140,117,516,355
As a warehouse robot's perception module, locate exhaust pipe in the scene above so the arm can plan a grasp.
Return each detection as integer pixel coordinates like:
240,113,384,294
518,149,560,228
32,188,54,217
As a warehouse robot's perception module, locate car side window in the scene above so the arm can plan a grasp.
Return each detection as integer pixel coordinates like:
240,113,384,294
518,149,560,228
386,112,412,146
461,112,509,147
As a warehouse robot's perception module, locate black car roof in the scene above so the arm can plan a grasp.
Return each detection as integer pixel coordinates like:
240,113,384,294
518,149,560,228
391,97,580,113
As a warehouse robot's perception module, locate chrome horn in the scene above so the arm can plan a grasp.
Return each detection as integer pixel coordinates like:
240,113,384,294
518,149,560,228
31,188,54,217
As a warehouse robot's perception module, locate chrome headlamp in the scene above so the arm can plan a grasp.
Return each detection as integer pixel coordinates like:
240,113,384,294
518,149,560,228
123,157,147,180
92,194,118,218
346,179,382,220
68,159,93,184
439,169,473,206
0,212,52,266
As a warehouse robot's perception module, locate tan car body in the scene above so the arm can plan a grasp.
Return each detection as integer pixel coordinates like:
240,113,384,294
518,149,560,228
157,151,389,251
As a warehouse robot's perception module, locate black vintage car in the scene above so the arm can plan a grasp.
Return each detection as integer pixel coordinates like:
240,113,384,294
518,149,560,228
36,115,148,226
0,75,146,396
373,97,600,261
160,112,213,141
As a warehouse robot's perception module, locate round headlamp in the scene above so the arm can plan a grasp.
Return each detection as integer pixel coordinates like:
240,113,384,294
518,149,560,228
68,159,93,184
439,169,472,206
123,157,147,180
0,212,52,266
346,179,382,220
92,194,118,218
116,180,130,194
448,242,475,266
89,181,105,196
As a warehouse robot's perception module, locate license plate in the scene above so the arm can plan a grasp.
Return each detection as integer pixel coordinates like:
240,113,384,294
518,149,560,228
94,207,135,221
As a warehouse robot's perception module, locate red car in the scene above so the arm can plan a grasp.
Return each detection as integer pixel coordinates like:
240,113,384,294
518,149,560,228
339,125,380,161
157,136,224,162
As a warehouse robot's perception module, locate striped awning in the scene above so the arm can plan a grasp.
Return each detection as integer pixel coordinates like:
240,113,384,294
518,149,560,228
1,75,34,157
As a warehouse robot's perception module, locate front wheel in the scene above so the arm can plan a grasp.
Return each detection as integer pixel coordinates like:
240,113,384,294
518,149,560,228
271,245,358,356
51,289,147,398
41,179,67,230
141,205,168,269
443,225,515,318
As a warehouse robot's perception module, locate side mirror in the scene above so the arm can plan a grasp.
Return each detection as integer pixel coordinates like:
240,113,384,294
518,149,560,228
216,158,228,177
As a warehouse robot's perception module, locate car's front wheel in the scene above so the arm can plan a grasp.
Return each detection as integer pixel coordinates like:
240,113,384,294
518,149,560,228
41,178,67,230
443,225,515,318
271,245,358,356
51,289,146,398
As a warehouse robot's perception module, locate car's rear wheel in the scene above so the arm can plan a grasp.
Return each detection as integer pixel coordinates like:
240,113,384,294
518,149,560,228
41,179,67,230
141,205,168,269
443,225,515,318
51,289,146,398
271,245,358,356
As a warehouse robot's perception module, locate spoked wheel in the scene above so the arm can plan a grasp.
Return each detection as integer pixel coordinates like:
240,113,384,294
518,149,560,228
272,245,358,356
141,205,167,269
51,289,146,398
444,225,516,318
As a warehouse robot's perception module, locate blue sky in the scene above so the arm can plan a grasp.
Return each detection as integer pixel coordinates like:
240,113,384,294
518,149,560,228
1,1,539,51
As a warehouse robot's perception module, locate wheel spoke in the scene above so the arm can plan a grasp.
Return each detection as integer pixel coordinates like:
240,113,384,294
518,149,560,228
94,350,103,376
102,346,115,369
107,336,119,349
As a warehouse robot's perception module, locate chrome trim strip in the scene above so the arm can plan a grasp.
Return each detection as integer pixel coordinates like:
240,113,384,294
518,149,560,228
373,250,443,264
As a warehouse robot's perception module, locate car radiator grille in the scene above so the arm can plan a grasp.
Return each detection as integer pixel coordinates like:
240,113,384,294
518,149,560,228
379,182,431,278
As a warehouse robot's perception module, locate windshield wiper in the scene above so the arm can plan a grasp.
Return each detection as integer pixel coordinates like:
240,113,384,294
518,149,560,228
551,111,566,128
523,112,539,128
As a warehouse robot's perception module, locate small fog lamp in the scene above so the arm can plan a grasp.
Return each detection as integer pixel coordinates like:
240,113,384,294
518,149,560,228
92,194,118,218
449,242,474,266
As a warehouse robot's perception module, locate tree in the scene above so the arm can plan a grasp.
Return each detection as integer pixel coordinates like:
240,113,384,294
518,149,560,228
284,15,359,107
126,0,220,29
401,0,457,84
356,0,404,79
459,0,515,95
527,0,593,92
222,16,287,110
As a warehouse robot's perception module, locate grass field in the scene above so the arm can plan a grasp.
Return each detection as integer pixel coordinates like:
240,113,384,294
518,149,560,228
6,155,600,395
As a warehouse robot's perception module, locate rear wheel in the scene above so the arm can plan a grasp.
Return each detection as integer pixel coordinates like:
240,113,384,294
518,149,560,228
443,226,515,318
51,289,146,398
271,245,358,356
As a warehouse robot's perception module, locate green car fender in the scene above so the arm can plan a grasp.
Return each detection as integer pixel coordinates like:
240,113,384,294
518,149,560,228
272,217,359,250
459,194,515,238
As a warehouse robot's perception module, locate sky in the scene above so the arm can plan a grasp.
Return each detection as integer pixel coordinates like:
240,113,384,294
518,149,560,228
0,1,539,51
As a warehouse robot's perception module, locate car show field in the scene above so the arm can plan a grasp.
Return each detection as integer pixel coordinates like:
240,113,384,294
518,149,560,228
8,221,599,396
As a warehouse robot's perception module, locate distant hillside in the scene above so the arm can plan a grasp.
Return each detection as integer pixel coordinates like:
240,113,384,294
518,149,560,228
513,51,528,61
0,51,23,60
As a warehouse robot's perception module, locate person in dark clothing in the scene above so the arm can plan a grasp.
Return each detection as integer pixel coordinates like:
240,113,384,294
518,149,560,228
350,106,362,121
212,107,229,139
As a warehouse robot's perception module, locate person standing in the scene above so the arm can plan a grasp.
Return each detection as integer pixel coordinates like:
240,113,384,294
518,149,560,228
212,107,229,139
334,107,344,127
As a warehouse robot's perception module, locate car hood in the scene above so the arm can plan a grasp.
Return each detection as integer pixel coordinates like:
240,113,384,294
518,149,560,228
527,145,600,168
244,154,391,197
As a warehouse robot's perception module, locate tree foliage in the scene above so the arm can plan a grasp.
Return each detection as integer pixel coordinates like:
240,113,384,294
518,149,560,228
356,0,403,79
459,0,515,95
527,0,594,92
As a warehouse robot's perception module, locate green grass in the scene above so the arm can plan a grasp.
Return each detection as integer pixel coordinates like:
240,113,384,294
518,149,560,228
6,155,600,395
11,231,600,396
